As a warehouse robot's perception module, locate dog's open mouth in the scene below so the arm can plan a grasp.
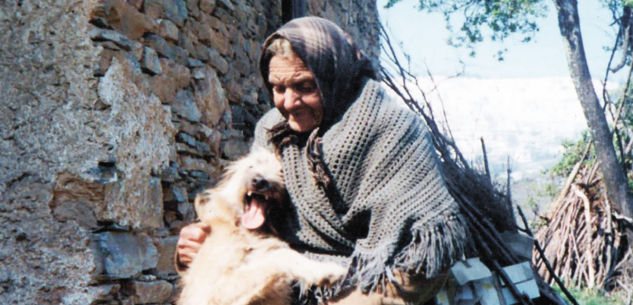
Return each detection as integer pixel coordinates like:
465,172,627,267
241,191,274,230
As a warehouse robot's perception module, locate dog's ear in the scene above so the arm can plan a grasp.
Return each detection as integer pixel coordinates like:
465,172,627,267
193,190,212,221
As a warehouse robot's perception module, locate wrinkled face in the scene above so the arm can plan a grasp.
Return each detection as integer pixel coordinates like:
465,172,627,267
268,55,323,133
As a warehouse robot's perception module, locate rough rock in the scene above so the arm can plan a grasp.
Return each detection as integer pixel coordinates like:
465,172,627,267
144,34,189,65
225,81,245,104
90,284,121,303
213,7,237,27
222,130,250,160
94,47,116,76
157,19,180,42
160,58,191,89
200,0,217,13
190,19,214,45
173,89,202,122
89,27,143,53
141,46,162,75
94,232,158,279
187,58,205,68
98,0,158,40
128,0,144,9
230,105,258,130
176,131,198,147
97,57,174,229
193,66,228,127
154,236,179,277
180,155,211,173
207,46,229,75
163,184,187,205
184,0,201,19
202,126,224,157
144,0,188,27
149,73,179,104
0,177,100,305
132,280,174,304
50,172,105,228
208,28,232,57
159,162,182,183
217,0,235,11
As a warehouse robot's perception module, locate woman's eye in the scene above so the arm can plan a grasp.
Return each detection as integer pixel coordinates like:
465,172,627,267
297,81,316,94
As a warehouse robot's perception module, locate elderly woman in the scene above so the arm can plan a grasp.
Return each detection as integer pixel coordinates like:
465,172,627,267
176,17,468,304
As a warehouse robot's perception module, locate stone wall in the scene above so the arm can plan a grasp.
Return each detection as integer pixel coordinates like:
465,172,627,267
0,0,378,304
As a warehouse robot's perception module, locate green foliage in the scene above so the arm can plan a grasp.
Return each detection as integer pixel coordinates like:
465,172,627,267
549,131,593,178
520,178,558,231
384,0,548,58
551,285,628,305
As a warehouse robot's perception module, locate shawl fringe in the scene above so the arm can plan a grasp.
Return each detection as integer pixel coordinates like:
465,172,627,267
393,213,468,279
355,212,468,292
308,212,468,304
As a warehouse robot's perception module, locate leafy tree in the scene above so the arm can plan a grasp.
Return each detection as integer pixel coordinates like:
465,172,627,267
554,0,633,223
385,0,547,58
386,0,633,238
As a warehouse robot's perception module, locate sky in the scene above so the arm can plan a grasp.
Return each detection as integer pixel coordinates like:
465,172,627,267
377,0,628,181
378,0,623,81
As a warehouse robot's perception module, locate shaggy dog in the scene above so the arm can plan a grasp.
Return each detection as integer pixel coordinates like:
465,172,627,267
178,147,347,305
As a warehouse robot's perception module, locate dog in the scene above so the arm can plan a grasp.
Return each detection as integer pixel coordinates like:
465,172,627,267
177,147,347,305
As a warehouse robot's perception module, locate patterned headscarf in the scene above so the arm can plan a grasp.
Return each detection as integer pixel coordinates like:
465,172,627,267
259,16,377,130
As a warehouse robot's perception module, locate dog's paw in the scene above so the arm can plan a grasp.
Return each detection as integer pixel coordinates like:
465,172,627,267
308,262,348,287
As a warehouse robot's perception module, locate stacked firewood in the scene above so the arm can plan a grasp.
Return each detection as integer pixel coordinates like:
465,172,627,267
534,158,632,293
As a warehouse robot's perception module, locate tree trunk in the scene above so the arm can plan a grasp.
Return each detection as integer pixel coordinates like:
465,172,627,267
553,0,633,220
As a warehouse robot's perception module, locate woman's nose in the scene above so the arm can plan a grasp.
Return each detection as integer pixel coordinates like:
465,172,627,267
284,88,301,108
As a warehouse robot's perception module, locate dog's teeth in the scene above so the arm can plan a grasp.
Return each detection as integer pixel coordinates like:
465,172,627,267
247,191,252,197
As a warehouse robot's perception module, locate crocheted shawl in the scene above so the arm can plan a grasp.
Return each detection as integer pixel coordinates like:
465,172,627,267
255,17,468,299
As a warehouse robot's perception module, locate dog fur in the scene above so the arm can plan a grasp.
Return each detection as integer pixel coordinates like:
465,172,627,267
177,147,347,305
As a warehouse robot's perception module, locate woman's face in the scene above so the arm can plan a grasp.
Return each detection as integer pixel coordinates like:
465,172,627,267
268,55,323,133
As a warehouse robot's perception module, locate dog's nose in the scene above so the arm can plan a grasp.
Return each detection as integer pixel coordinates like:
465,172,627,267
252,176,270,191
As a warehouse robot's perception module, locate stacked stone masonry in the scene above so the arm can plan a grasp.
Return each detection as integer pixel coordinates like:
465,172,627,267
0,0,379,304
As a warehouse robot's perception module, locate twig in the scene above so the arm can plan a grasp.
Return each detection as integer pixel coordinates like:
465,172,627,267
572,184,596,288
424,61,460,141
481,138,491,183
614,211,633,228
626,138,633,155
605,197,616,289
492,259,534,305
603,25,621,105
613,59,633,175
610,7,631,73
516,205,534,238
548,141,593,219
507,156,513,221
517,205,580,305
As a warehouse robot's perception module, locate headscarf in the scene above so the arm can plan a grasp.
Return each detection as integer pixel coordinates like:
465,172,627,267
259,16,377,130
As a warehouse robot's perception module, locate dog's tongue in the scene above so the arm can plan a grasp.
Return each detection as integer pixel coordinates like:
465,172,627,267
241,197,266,230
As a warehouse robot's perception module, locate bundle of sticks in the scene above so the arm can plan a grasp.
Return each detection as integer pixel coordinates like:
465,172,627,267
534,156,632,294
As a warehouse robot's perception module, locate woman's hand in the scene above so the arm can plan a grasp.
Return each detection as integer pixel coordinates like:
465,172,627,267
176,222,211,267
